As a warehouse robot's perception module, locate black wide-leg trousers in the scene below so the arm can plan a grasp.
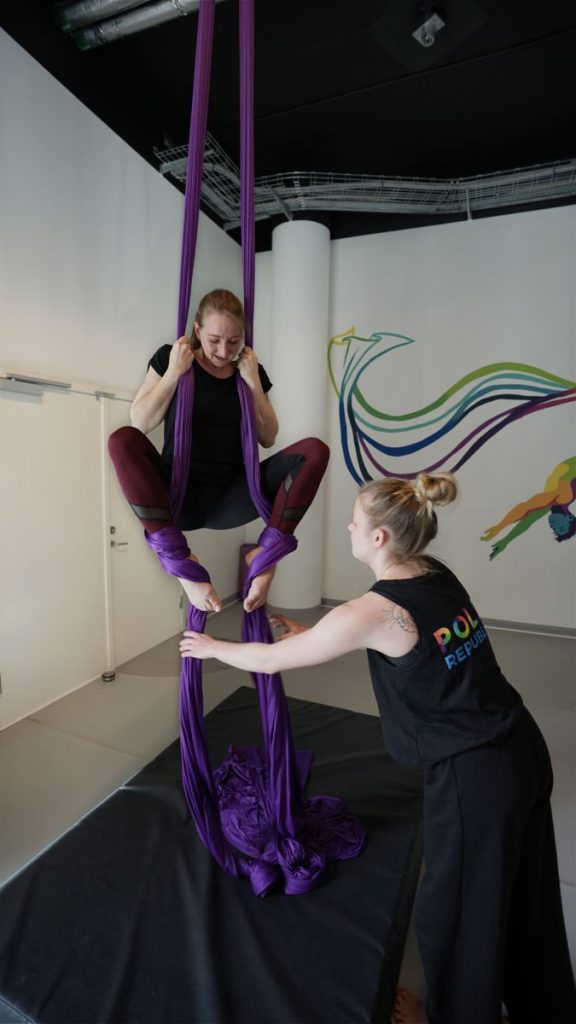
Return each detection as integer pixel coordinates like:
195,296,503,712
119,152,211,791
416,709,576,1023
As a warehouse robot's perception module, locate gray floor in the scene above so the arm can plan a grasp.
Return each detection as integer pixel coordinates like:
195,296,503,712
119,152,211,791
1,603,575,1006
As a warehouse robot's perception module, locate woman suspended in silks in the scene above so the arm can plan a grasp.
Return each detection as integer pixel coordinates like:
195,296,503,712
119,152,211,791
108,288,329,612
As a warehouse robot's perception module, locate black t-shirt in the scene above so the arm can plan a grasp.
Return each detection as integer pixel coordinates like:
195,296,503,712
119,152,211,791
367,558,524,767
148,344,272,481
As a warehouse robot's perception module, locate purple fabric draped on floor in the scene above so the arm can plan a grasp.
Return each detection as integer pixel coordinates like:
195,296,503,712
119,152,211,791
147,0,365,896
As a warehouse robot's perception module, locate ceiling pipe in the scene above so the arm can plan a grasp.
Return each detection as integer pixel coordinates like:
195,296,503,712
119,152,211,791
68,0,226,49
155,141,576,229
54,1,149,33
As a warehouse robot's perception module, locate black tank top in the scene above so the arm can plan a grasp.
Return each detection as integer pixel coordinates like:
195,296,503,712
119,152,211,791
367,559,523,767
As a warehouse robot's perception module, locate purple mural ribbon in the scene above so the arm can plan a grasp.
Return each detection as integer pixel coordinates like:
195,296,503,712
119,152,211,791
151,0,365,896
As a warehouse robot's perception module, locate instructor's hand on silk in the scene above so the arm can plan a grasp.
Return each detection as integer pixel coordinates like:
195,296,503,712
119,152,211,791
236,347,260,389
168,336,195,380
180,631,216,659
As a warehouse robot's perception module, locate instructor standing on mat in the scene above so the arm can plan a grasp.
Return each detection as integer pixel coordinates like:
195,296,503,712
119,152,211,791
180,471,576,1024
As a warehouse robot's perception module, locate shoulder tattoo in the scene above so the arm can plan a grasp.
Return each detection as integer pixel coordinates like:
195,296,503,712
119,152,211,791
385,604,417,634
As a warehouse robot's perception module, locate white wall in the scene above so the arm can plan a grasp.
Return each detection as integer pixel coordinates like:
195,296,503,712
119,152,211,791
0,30,243,391
255,207,575,629
322,209,575,628
0,31,245,726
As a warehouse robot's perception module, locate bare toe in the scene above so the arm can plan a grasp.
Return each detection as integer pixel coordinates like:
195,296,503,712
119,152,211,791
392,988,427,1024
205,590,222,612
243,568,275,612
179,579,222,613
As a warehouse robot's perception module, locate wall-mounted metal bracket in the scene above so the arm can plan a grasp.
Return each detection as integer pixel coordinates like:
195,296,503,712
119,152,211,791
0,378,44,397
7,374,71,390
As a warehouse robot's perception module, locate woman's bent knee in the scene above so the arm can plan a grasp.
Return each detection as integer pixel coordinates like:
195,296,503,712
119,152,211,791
305,437,330,469
108,425,145,460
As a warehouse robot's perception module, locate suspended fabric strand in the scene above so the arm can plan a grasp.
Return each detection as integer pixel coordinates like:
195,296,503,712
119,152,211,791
148,0,365,896
169,0,215,523
239,0,255,337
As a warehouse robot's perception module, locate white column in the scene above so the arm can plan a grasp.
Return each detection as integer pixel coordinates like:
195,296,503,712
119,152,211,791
268,220,331,608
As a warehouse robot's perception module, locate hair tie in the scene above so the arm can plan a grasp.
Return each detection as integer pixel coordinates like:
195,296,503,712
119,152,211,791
416,496,434,516
413,481,433,515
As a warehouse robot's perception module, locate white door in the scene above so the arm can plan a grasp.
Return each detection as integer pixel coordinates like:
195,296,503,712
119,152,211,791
104,397,182,670
1,387,106,727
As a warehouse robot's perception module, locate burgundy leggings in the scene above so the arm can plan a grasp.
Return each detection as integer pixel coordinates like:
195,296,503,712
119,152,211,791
108,426,329,534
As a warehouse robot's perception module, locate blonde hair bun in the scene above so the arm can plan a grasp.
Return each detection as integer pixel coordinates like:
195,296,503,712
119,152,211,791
358,473,456,559
413,472,458,509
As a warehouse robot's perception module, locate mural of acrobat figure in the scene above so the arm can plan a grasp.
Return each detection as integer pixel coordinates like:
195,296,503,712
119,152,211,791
480,456,576,559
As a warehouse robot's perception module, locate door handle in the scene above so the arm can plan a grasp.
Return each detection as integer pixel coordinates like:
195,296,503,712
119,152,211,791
110,540,129,547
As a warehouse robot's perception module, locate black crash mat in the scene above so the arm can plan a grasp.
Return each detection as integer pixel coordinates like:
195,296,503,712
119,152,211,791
0,687,423,1024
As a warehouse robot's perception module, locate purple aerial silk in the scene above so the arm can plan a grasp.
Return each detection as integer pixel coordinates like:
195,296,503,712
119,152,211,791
148,0,365,896
169,0,215,524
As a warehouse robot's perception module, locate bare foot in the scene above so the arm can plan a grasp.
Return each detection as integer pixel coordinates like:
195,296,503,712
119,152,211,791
243,546,276,613
178,555,222,613
392,989,427,1024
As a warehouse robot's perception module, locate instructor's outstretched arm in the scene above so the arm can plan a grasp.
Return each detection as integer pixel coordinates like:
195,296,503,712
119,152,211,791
180,599,371,675
180,590,418,672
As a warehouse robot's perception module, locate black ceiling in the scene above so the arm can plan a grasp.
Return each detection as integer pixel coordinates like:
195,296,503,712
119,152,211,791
2,0,576,249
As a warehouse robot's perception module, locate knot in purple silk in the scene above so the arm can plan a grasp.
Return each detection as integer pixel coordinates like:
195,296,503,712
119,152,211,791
242,527,298,598
145,526,210,583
